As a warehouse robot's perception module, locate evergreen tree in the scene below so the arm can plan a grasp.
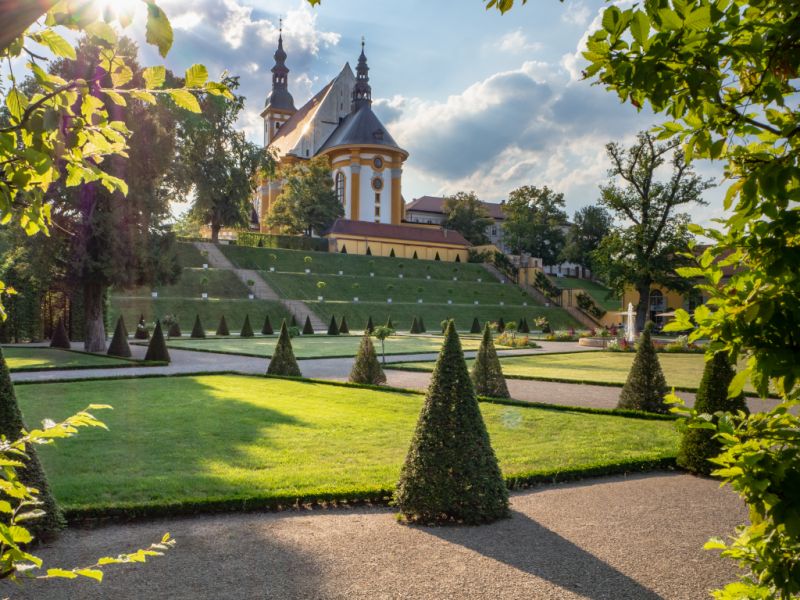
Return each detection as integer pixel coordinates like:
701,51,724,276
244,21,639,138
365,316,375,334
107,316,132,358
410,316,421,334
470,317,481,334
395,321,509,524
190,314,206,338
471,323,510,398
0,348,64,540
497,317,506,333
261,315,273,335
216,315,230,336
134,314,149,340
167,321,181,338
290,315,298,328
267,321,301,376
349,333,386,385
339,315,349,334
418,316,426,333
677,352,750,475
240,314,254,337
144,320,171,363
618,322,668,413
327,314,339,335
518,317,530,334
302,315,315,335
49,318,70,349
386,316,393,329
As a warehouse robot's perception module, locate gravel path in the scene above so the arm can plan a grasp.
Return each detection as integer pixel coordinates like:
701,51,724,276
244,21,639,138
2,473,745,600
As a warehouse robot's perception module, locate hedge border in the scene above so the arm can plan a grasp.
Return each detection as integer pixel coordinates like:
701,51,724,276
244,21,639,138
5,347,167,372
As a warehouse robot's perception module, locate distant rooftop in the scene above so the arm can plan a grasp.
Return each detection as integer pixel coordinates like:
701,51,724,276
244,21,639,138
325,219,471,247
405,196,506,220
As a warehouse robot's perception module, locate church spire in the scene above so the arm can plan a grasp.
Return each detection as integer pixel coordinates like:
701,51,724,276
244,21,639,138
265,19,295,111
351,37,371,113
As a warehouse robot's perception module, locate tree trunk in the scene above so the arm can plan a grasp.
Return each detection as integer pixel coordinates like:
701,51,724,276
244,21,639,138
210,213,221,243
83,281,107,352
635,282,651,333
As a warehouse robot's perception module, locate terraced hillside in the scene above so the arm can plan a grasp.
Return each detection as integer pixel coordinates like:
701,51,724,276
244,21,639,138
554,276,620,312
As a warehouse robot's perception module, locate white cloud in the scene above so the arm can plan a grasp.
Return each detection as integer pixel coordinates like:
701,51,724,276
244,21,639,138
496,29,543,53
170,10,204,30
561,1,591,27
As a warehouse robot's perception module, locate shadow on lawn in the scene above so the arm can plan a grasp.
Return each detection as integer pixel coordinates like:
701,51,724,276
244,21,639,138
422,509,663,600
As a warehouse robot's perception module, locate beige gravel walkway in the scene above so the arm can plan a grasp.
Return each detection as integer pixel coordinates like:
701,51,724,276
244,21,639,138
3,473,745,600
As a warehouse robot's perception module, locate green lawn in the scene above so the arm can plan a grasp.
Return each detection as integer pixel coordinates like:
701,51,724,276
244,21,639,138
391,351,753,393
2,347,133,371
117,268,250,299
555,277,620,311
174,242,207,268
164,334,484,358
16,375,679,511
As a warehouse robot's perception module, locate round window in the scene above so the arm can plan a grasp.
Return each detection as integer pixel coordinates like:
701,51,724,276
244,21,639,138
371,176,384,191
373,156,384,169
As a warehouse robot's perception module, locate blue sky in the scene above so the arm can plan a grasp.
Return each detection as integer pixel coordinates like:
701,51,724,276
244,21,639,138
131,0,725,221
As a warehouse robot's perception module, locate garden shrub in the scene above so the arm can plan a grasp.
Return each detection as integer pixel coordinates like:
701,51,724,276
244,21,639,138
410,316,421,334
266,321,301,376
677,352,749,475
497,332,534,349
0,348,64,539
190,314,206,338
261,315,273,335
167,321,181,338
534,271,562,299
618,323,668,413
395,321,509,525
49,318,70,349
418,316,426,333
365,316,374,334
349,333,386,385
338,315,349,334
107,316,131,358
240,314,254,338
216,315,230,336
497,317,505,333
144,320,171,363
472,323,510,398
470,317,481,334
327,315,339,336
576,292,606,319
534,316,551,333
518,317,530,334
290,315,298,328
386,316,393,329
303,316,315,335
134,314,149,340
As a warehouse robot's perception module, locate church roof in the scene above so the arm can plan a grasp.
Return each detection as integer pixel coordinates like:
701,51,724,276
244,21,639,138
325,219,470,247
268,81,334,156
406,196,507,220
319,104,405,154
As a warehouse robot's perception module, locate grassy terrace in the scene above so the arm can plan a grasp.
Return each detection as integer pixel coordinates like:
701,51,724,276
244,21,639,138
554,276,620,311
120,268,250,299
2,347,134,371
17,375,679,513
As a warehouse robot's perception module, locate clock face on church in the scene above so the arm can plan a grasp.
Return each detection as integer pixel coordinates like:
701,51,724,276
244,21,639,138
371,176,384,191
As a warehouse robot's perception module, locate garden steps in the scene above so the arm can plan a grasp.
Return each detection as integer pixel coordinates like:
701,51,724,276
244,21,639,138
481,263,554,307
564,305,601,330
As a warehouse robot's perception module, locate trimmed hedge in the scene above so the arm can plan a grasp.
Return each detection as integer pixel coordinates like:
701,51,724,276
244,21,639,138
107,317,132,358
261,315,273,335
338,315,349,334
471,323,509,398
144,321,171,363
191,314,206,338
216,315,230,336
50,319,71,349
240,315,254,338
267,321,301,376
237,231,328,252
303,316,314,335
349,333,386,385
327,315,339,336
470,317,481,334
618,323,668,414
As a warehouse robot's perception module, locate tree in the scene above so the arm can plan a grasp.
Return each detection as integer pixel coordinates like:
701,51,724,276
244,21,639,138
339,315,349,334
395,321,509,524
349,333,386,385
560,206,612,272
470,317,481,334
261,315,273,335
240,314,254,338
502,186,567,265
191,314,206,338
410,316,421,334
266,321,301,377
365,316,375,334
372,325,394,364
327,314,339,336
266,156,343,237
174,77,272,243
216,315,230,336
617,323,668,413
443,192,493,245
302,316,315,335
144,321,170,363
471,323,510,398
592,132,712,331
107,317,132,358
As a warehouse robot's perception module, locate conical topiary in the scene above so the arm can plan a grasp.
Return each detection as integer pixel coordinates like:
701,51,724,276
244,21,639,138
134,314,149,340
267,320,301,376
290,315,298,328
395,321,509,525
216,315,230,336
339,315,349,334
470,317,481,334
418,316,426,333
107,316,132,358
327,314,339,335
191,314,206,338
677,352,750,475
303,315,315,335
168,321,181,338
365,316,375,334
349,332,386,385
240,314,254,337
518,317,530,334
618,322,668,413
497,317,505,333
386,316,393,329
49,318,71,349
261,315,273,335
471,323,510,398
0,348,64,540
410,316,421,334
144,320,171,363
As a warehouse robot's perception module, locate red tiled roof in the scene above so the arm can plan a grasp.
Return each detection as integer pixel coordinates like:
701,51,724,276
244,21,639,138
405,195,506,220
325,219,471,246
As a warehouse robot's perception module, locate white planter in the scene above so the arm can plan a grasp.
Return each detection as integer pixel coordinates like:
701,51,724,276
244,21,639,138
523,302,527,306
370,272,374,277
447,299,453,305
353,297,359,302
304,268,310,274
474,300,479,305
151,291,158,298
453,277,458,281
417,299,423,303
202,263,208,270
477,278,482,282
201,292,208,299
387,298,392,304
500,301,505,306
426,275,431,280
269,267,275,272
317,296,324,301
398,274,404,278
248,293,254,300
338,270,343,275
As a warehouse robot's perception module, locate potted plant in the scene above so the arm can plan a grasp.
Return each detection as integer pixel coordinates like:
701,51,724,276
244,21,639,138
317,281,326,301
201,250,209,270
352,282,359,302
303,256,312,274
452,266,458,281
246,279,255,300
398,263,404,279
473,290,479,305
425,265,431,280
369,259,375,277
268,253,277,272
200,276,209,299
447,288,453,304
417,286,423,303
386,283,394,303
499,291,505,306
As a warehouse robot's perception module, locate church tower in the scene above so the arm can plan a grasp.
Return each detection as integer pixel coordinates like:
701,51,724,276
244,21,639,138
351,39,371,112
260,22,296,147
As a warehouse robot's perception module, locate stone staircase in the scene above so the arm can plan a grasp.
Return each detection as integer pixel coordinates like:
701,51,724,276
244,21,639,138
193,242,326,331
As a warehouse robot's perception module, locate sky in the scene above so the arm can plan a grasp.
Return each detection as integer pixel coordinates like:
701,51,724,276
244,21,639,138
97,0,727,222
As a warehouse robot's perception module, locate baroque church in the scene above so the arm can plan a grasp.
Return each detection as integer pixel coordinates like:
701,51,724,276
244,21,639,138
254,32,471,262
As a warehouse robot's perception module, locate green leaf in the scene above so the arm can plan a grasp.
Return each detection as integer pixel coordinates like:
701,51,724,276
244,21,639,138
85,21,117,45
168,89,201,113
34,30,76,60
5,89,27,121
728,369,749,398
146,3,174,58
602,6,622,34
684,5,711,30
184,64,208,88
104,90,127,106
658,8,683,30
75,568,103,582
130,90,157,105
45,568,79,579
630,11,649,46
142,66,166,90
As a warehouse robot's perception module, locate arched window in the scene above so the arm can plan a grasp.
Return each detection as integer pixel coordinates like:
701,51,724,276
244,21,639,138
649,289,665,311
335,172,345,206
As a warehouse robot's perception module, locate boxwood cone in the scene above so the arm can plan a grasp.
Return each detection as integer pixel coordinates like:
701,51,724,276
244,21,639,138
497,317,506,333
418,316,426,333
134,314,149,340
518,317,530,334
327,314,339,335
410,316,420,334
617,322,668,413
290,315,298,328
191,314,206,338
395,320,509,525
303,315,315,335
144,320,171,363
216,315,230,336
240,314,254,337
470,317,481,334
677,352,749,475
107,316,132,358
365,316,374,334
168,321,181,338
349,332,386,385
49,318,71,349
261,315,273,335
471,323,510,398
339,315,349,334
267,320,301,376
0,348,65,539
385,316,393,329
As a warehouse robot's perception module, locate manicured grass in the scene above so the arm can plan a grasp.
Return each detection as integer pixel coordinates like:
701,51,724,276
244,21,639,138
116,268,249,299
391,351,754,393
164,334,483,358
174,242,207,268
16,375,679,512
554,277,620,311
2,347,134,371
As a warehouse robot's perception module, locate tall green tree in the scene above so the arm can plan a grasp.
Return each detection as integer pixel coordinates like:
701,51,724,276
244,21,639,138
560,205,612,273
266,156,343,236
502,185,567,265
175,77,272,243
443,191,493,245
592,132,712,331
